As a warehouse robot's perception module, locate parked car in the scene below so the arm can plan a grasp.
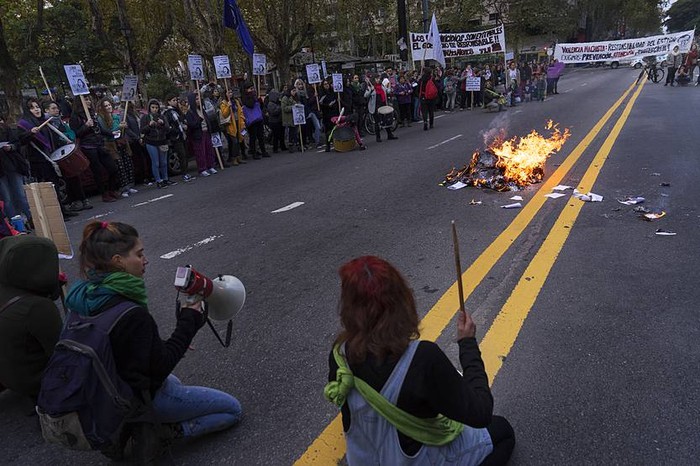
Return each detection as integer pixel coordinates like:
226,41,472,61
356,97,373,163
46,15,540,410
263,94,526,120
630,55,668,69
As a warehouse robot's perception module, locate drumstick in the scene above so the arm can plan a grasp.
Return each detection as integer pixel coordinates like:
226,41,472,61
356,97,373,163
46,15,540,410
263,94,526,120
451,220,466,315
45,120,73,144
35,118,53,131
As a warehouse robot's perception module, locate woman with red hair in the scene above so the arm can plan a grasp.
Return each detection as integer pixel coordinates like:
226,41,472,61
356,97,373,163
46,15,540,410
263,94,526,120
326,256,514,465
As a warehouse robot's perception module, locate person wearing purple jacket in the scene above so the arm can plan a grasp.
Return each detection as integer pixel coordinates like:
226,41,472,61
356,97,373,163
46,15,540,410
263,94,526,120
395,75,413,127
547,59,565,95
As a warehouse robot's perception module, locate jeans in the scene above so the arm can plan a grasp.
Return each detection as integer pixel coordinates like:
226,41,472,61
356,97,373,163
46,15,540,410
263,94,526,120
152,374,242,438
412,97,421,121
307,113,322,145
0,172,31,219
145,144,168,182
445,92,456,110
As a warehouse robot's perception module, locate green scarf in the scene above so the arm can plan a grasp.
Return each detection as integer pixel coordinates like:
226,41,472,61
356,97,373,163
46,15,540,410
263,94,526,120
324,344,464,446
66,271,148,316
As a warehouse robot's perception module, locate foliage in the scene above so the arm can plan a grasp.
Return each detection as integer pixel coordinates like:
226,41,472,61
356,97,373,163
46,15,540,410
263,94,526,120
145,73,180,101
665,0,700,33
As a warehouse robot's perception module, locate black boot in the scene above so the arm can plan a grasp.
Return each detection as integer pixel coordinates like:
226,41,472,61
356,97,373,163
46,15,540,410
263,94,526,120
387,131,398,140
376,134,382,143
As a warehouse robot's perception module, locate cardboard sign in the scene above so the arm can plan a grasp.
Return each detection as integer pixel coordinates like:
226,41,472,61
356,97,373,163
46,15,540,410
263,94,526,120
211,132,223,148
253,53,267,76
121,75,138,102
332,73,344,92
25,182,73,259
321,60,328,78
306,64,321,84
465,77,481,91
292,104,306,126
63,64,90,96
213,55,232,79
188,54,205,81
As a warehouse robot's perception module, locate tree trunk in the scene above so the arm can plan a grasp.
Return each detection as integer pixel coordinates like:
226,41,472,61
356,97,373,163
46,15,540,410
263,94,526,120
0,14,21,120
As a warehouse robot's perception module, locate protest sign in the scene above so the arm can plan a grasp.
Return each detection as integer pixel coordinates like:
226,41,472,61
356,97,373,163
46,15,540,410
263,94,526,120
292,104,306,126
465,77,481,91
321,60,328,78
253,53,267,76
211,132,223,148
554,29,695,63
213,55,232,79
332,74,343,93
410,25,506,61
63,64,90,96
188,54,205,81
121,75,138,102
306,64,321,84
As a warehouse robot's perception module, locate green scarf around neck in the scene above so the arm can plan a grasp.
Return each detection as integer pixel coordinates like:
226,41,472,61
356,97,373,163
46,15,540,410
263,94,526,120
66,271,148,316
324,344,465,446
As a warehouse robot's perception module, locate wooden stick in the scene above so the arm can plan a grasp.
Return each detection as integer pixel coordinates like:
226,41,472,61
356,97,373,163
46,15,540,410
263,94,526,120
79,95,92,121
123,100,129,119
313,83,320,111
35,118,53,131
45,121,73,144
39,67,54,102
451,220,466,315
337,92,342,113
224,78,229,94
299,125,304,153
214,146,225,170
256,76,261,96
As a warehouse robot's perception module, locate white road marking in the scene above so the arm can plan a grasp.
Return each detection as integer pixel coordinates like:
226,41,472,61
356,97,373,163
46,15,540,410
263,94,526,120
428,134,462,150
514,110,523,114
271,201,305,213
435,114,446,119
581,83,588,86
86,211,114,220
564,89,573,93
132,194,174,207
160,235,224,260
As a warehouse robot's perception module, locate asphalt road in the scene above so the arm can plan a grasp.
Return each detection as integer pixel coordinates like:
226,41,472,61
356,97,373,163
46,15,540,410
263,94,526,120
2,67,699,465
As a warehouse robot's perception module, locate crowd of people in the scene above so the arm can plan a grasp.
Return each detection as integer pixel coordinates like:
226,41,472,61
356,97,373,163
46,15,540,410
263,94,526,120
0,58,567,234
665,42,700,86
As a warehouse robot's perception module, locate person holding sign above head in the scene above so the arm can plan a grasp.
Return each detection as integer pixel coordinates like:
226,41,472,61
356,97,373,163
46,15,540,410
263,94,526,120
185,93,218,177
70,97,121,203
140,99,175,189
326,256,515,466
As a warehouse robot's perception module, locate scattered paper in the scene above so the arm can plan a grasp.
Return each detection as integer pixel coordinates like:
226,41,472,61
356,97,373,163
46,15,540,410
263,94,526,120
552,185,572,191
643,211,666,221
447,181,467,190
501,202,522,209
617,196,645,205
660,193,669,197
651,172,661,176
633,206,650,213
573,191,603,202
544,192,567,199
655,229,676,236
510,195,523,201
469,199,482,205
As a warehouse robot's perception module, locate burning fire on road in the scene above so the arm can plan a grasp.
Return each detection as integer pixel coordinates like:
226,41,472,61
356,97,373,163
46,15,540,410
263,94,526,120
442,121,571,191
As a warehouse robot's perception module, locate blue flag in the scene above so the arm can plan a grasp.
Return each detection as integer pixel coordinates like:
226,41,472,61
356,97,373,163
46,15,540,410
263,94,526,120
223,0,255,57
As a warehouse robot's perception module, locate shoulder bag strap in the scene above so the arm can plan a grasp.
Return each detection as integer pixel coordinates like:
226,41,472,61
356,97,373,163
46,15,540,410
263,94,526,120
0,296,23,315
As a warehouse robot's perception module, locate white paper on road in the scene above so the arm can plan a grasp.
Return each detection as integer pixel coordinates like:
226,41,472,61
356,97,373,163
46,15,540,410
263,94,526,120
271,201,305,213
655,229,676,236
552,185,572,191
544,192,567,199
509,195,523,201
501,202,522,209
160,235,224,260
573,190,603,202
617,196,645,205
447,181,467,190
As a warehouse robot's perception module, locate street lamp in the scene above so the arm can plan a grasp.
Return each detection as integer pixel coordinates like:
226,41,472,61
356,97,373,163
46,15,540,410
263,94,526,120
307,23,316,63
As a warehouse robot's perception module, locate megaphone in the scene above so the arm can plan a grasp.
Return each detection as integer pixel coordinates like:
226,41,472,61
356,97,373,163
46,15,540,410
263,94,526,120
174,266,246,321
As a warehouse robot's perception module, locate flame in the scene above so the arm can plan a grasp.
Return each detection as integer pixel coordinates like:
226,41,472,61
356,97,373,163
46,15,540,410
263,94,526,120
489,120,571,186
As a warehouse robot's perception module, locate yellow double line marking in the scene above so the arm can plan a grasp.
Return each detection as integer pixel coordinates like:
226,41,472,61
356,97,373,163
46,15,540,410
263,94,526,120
295,78,644,465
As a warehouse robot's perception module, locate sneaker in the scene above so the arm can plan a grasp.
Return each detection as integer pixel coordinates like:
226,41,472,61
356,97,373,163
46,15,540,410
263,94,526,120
182,174,194,182
165,180,178,187
81,199,93,210
208,168,218,174
128,188,138,194
67,201,84,212
200,170,211,177
121,191,130,198
146,181,155,187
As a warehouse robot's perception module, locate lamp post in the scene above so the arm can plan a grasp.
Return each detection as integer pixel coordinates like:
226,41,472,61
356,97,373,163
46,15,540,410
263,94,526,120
307,23,316,63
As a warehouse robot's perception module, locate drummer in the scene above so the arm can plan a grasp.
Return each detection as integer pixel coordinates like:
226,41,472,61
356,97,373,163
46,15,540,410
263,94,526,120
43,101,92,213
364,75,398,143
16,98,78,219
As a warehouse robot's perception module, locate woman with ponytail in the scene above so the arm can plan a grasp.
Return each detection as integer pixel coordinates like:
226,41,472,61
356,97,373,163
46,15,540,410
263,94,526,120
325,256,514,465
65,221,242,461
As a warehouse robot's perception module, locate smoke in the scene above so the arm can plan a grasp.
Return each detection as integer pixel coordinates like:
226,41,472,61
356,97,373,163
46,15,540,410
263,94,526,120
480,112,510,147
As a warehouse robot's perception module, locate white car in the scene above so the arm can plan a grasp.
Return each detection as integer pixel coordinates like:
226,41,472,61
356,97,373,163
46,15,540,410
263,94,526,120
630,55,668,69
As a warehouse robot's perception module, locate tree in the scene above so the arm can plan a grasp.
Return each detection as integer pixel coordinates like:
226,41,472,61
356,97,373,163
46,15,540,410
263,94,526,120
665,0,700,33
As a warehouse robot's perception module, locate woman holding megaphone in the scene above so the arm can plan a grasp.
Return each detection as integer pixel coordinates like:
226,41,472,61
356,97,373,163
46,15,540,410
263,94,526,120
63,221,242,461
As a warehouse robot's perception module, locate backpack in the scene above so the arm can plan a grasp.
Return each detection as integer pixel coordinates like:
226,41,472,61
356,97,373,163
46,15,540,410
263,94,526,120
36,301,142,451
423,79,438,100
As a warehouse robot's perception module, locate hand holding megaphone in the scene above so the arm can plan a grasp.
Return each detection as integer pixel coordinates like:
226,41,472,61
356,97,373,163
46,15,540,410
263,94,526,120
174,266,246,321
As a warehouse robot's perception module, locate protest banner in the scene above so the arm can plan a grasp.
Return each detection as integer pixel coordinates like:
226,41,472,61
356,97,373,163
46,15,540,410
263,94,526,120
410,24,506,61
214,55,232,79
63,64,90,96
188,54,205,81
554,29,695,63
465,76,480,109
253,53,267,76
292,104,306,152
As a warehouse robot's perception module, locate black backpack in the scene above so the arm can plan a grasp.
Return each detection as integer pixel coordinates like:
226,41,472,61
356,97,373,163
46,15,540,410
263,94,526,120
37,301,143,451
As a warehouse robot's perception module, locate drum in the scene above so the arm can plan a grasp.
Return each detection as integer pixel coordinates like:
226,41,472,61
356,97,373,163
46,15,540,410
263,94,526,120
377,105,394,115
49,143,90,178
377,105,395,128
333,126,356,152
